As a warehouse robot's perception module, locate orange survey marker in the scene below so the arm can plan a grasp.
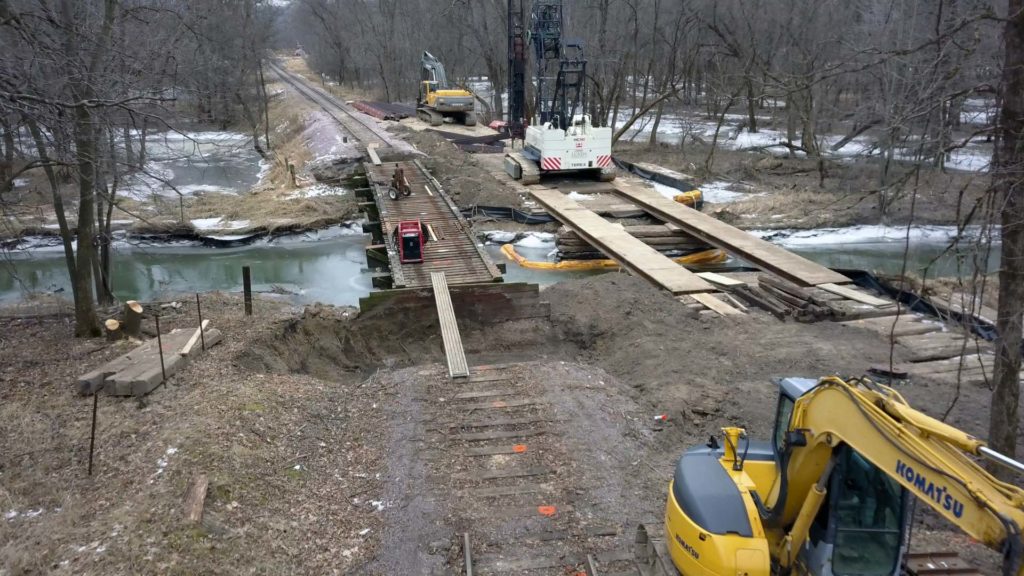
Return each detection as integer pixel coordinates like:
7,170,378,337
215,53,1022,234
512,444,528,453
537,505,557,517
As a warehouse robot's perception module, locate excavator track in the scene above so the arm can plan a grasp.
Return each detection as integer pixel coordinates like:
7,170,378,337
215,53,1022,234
633,524,681,576
417,107,443,127
504,151,541,184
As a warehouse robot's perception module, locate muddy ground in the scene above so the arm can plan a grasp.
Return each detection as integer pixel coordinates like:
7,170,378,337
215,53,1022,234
1,274,1011,574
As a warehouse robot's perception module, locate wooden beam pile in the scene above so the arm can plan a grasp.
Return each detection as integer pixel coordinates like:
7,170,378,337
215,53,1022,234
725,275,894,323
555,224,713,259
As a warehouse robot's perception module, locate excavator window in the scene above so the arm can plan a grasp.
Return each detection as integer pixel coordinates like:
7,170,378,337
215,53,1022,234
812,446,905,575
772,395,796,456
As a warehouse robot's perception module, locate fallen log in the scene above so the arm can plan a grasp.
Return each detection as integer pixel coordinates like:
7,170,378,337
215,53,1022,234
183,474,209,524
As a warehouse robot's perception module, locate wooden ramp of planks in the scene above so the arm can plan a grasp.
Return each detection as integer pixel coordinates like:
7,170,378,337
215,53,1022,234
530,188,741,315
431,272,469,378
611,181,851,287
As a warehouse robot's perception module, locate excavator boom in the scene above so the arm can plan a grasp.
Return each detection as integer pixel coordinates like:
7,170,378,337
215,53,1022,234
784,377,1024,574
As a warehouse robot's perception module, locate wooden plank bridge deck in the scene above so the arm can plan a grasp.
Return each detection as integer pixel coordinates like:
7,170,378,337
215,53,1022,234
367,160,502,289
611,181,851,287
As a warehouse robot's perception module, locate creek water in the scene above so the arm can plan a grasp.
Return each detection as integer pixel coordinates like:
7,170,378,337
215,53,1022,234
0,232,1000,308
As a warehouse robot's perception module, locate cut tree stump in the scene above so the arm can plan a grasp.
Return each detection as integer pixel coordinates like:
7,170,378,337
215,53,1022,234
105,319,124,341
123,300,144,339
183,474,209,524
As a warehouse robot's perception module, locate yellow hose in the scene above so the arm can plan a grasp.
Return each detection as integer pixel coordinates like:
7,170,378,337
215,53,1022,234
500,243,727,271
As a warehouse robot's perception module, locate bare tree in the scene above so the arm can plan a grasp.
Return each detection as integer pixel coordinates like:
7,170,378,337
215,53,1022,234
988,0,1024,472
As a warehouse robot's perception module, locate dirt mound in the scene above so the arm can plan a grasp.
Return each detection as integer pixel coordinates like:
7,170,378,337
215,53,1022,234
394,127,519,207
241,302,562,381
541,273,904,438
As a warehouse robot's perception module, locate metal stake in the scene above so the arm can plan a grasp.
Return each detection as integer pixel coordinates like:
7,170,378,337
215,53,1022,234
88,390,99,476
242,265,253,316
195,293,206,351
155,315,167,385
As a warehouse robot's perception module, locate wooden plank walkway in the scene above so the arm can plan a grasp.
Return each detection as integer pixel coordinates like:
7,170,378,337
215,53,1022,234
431,272,469,378
368,160,502,289
611,181,850,286
530,188,714,295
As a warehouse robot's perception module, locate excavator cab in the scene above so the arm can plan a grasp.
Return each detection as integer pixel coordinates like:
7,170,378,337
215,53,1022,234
419,80,439,106
768,379,908,576
804,447,907,575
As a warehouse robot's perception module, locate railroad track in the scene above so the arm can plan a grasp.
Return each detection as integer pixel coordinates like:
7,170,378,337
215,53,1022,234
423,363,637,575
266,59,392,150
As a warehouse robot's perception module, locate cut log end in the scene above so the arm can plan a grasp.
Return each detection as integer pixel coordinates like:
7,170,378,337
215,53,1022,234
105,319,124,341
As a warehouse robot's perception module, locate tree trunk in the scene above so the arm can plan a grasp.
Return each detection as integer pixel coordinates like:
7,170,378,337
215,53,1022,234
746,77,758,133
105,318,124,341
72,105,103,337
27,120,79,308
122,123,135,167
258,59,271,151
648,100,665,147
0,117,14,189
988,0,1024,476
138,118,148,169
123,300,144,339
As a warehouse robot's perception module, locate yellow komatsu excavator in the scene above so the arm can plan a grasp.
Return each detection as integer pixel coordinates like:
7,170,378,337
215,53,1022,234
417,51,476,127
636,376,1024,576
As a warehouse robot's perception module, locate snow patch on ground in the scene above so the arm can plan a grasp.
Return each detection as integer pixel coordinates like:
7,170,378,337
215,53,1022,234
12,178,29,188
651,180,750,203
285,183,349,199
567,191,596,201
303,110,362,167
515,232,555,248
698,181,749,203
479,230,555,247
190,217,251,231
753,225,996,247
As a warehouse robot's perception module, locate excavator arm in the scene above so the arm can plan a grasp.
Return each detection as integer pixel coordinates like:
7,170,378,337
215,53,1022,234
421,51,449,88
782,376,1024,576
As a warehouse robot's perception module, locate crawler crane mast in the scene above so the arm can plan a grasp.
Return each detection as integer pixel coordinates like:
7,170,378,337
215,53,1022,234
504,0,615,184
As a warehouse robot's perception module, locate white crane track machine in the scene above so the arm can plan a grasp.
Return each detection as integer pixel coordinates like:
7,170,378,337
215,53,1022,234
504,0,615,184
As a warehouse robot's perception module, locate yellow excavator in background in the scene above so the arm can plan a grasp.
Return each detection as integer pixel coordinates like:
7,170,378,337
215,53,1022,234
636,375,1024,576
417,51,476,127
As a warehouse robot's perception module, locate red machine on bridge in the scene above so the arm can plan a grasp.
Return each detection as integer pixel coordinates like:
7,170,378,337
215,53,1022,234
396,220,427,264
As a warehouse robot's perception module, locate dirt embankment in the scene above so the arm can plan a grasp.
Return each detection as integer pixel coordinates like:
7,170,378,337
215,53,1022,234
394,127,523,208
2,274,1011,574
615,141,991,230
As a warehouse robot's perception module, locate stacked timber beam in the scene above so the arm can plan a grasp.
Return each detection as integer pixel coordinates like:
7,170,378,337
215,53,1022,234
78,320,223,397
694,273,897,323
555,224,713,260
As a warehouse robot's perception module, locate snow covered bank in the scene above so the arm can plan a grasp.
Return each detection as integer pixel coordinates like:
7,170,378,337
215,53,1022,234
753,225,999,247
